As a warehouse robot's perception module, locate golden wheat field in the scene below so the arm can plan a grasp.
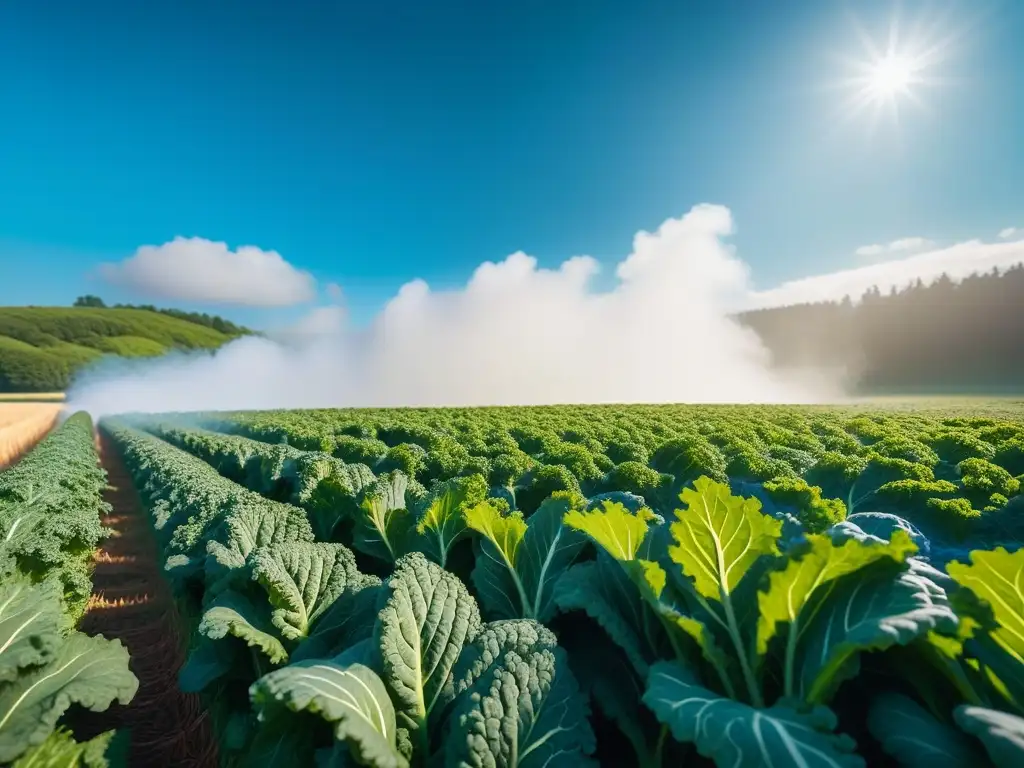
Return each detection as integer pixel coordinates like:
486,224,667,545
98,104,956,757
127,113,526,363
0,403,62,467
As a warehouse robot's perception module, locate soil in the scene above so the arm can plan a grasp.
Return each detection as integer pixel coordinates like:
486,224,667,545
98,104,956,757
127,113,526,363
72,432,219,767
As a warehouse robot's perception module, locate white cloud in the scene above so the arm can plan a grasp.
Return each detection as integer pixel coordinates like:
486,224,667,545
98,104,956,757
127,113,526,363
754,236,1024,309
68,203,843,415
999,227,1019,239
272,306,347,344
99,236,317,307
325,282,344,302
854,236,933,259
854,244,885,257
889,237,933,252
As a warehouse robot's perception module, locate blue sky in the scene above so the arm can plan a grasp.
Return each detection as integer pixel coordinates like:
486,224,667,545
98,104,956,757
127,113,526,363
1,0,1022,328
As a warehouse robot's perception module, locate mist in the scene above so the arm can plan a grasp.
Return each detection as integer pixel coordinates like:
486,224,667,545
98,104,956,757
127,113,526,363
66,204,848,417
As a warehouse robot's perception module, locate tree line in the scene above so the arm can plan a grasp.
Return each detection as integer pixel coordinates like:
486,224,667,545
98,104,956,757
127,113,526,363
73,296,252,337
737,263,1024,394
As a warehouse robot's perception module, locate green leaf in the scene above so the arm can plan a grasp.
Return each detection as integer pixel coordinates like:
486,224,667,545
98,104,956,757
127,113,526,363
942,566,1024,711
314,743,349,768
563,500,651,561
0,576,64,683
415,475,487,567
287,454,376,542
947,547,1024,673
567,634,668,768
634,561,735,696
293,581,383,663
240,719,315,768
11,727,120,768
0,633,138,763
561,508,725,688
449,619,559,700
204,498,314,597
353,471,417,564
465,501,529,619
197,590,289,666
374,552,482,754
649,436,728,487
955,705,1024,767
643,661,864,768
442,621,597,767
669,476,781,600
969,631,1024,713
178,636,238,694
790,559,957,704
867,693,986,768
251,661,408,768
250,542,366,641
553,554,673,678
468,494,588,623
757,530,918,700
220,709,253,753
332,638,378,670
665,477,782,707
0,505,46,569
250,445,303,495
516,494,587,622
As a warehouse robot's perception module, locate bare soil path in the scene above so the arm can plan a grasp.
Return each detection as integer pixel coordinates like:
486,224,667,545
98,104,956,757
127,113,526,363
74,432,218,767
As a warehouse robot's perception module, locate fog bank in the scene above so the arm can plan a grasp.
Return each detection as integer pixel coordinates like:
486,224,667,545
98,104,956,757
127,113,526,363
67,204,848,416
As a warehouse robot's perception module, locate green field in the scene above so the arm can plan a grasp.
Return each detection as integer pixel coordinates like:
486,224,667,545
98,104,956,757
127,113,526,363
0,306,247,392
28,401,1005,767
4,400,1024,764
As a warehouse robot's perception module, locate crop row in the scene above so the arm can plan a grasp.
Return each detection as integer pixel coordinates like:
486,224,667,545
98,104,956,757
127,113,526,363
134,420,386,546
106,414,1024,767
187,406,1024,564
198,405,1024,483
103,421,598,764
0,412,138,765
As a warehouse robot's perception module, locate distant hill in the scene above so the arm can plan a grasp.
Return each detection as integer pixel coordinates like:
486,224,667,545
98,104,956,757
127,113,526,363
0,305,252,392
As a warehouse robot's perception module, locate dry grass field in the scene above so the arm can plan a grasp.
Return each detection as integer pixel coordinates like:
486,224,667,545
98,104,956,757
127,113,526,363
0,402,62,467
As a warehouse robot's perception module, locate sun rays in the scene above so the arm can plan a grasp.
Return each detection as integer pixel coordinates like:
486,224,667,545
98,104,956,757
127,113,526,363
829,6,965,135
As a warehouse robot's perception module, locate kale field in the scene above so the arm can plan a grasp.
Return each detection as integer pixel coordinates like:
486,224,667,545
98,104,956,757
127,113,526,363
3,402,1024,767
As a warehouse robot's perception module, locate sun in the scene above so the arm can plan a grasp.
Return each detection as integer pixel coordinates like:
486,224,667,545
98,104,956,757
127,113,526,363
866,54,916,98
831,9,961,131
857,48,930,111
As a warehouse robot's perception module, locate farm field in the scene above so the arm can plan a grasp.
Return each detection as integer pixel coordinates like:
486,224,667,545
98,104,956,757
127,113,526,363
0,402,62,467
7,0,1024,765
3,401,1024,767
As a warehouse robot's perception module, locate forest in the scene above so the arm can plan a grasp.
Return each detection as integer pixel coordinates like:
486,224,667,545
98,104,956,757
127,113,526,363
739,264,1024,393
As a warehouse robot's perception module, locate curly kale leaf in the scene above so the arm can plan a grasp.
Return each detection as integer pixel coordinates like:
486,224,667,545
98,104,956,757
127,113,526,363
374,553,482,753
